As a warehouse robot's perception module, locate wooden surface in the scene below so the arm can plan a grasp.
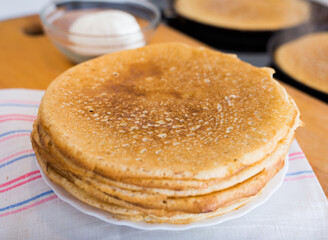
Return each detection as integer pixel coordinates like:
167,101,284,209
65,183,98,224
0,15,327,197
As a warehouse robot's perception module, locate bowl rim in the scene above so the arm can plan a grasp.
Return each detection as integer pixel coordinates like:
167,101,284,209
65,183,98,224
39,0,161,38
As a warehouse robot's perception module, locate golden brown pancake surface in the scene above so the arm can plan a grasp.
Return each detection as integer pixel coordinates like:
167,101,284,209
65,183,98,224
37,43,299,180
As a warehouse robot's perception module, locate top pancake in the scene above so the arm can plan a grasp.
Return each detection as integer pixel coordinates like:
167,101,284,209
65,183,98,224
175,0,310,31
275,32,328,94
38,43,300,180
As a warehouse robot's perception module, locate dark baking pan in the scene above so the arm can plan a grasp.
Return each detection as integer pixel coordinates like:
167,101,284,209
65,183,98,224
268,24,328,103
162,0,328,52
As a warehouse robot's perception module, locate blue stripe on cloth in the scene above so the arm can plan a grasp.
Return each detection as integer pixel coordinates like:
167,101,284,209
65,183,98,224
0,153,35,169
286,170,314,176
0,190,54,212
0,130,32,138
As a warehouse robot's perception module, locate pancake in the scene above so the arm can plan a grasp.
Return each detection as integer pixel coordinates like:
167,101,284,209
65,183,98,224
32,119,295,196
275,32,328,94
175,0,310,31
32,42,302,223
32,127,286,214
36,149,255,224
34,138,283,217
37,43,299,180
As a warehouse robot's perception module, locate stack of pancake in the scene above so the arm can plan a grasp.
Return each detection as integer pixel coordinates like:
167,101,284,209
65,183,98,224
31,43,301,224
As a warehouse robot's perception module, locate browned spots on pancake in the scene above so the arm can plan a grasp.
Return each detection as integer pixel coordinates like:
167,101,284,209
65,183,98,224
38,43,299,180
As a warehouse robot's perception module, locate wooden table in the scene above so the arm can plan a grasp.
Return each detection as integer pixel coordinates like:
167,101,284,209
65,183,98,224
1,16,327,197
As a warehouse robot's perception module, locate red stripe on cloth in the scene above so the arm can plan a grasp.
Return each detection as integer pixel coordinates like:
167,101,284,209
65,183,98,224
0,114,36,119
0,149,34,164
0,170,40,188
289,152,304,157
284,175,315,182
0,118,36,123
0,175,42,193
289,156,306,161
0,133,32,144
0,195,57,218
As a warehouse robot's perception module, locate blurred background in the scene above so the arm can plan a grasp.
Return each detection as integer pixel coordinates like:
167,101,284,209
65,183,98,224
1,0,328,20
0,0,164,20
1,0,327,100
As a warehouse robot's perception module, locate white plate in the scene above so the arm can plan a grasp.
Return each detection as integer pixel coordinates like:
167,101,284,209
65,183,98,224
37,155,288,231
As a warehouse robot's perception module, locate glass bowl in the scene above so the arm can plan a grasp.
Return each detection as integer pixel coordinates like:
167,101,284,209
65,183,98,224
40,0,161,63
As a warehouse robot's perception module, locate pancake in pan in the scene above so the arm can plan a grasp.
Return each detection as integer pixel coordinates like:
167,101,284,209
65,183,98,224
275,32,328,94
175,0,310,31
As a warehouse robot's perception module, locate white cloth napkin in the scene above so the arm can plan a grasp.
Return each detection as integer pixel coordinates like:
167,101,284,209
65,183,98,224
0,89,327,240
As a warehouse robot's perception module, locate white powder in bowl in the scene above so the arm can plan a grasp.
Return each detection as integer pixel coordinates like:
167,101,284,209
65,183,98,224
68,10,145,56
